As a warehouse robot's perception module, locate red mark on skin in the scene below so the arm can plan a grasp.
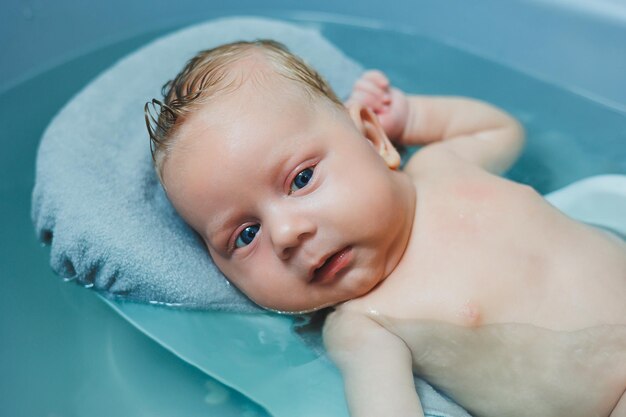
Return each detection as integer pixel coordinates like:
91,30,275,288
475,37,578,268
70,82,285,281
453,182,496,202
459,300,482,327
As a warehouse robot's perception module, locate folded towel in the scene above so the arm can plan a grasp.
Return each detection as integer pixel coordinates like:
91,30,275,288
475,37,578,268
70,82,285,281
31,16,364,312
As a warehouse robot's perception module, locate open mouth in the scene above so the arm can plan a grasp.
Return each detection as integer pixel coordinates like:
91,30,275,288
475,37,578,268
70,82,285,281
311,247,353,284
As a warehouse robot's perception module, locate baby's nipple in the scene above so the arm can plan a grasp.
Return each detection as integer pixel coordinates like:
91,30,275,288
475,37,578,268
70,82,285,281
458,300,482,327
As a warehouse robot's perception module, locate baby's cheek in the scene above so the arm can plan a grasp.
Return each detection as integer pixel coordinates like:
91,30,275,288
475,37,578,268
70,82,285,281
354,182,399,233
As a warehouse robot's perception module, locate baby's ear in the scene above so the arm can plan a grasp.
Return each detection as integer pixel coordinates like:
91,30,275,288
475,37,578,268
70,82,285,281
347,103,401,169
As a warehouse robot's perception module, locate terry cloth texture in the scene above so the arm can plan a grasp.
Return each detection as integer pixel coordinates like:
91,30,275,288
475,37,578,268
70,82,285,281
31,17,365,312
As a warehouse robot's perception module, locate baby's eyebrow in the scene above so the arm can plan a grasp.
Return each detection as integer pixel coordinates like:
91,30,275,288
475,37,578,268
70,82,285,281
206,209,239,253
209,229,230,254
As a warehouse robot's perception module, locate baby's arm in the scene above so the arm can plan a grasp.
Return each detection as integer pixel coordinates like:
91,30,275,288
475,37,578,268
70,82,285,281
348,70,525,174
323,310,425,417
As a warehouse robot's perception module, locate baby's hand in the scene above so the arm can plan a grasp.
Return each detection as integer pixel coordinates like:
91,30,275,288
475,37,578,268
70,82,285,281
346,70,410,142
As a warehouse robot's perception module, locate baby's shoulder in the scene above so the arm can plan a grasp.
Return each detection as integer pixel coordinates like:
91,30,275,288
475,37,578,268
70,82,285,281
323,306,382,343
403,144,481,181
322,307,410,361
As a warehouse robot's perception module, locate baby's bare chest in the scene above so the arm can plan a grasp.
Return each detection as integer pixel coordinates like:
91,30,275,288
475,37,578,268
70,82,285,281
368,174,626,330
343,171,626,416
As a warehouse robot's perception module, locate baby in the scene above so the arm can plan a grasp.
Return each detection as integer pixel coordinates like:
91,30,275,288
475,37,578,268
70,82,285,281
146,40,626,417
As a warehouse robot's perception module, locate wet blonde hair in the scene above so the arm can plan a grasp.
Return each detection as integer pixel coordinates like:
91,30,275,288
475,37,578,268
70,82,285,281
145,39,342,181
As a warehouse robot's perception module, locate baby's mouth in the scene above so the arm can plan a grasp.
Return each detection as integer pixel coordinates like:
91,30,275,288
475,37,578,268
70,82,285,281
310,247,353,284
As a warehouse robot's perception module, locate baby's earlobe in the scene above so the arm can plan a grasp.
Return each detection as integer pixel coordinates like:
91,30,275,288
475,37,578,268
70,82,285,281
382,148,401,170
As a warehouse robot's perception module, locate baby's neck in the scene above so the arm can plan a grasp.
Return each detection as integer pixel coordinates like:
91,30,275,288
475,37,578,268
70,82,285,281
381,170,417,282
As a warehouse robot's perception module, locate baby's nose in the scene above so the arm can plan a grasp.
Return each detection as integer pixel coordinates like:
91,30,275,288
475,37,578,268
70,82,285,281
269,214,316,260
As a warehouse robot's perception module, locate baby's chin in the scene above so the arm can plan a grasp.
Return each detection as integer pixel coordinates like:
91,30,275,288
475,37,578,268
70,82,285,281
255,284,375,315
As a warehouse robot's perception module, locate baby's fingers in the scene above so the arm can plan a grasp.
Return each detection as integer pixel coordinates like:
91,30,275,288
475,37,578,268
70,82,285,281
347,89,385,112
354,78,385,97
362,70,390,90
352,81,389,111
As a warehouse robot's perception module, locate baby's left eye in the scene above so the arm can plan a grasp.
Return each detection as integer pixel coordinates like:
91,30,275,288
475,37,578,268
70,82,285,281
234,224,260,249
290,167,314,193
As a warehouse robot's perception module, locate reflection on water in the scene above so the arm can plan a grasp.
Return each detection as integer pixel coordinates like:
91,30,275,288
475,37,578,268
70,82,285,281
377,317,626,417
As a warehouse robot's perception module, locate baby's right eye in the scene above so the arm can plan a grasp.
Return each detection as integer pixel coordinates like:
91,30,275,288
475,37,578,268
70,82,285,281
235,224,260,248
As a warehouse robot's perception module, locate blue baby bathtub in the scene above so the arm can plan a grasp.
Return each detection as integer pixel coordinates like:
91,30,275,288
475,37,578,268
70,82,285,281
2,1,625,416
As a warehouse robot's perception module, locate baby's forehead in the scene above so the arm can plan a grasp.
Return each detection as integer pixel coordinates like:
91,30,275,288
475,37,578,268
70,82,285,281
168,52,347,170
173,82,325,159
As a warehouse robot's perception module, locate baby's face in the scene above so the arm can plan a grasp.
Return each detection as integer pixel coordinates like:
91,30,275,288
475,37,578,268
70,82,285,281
162,77,414,313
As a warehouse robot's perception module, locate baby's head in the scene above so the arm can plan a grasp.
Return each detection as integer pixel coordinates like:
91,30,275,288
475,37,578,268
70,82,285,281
146,40,414,313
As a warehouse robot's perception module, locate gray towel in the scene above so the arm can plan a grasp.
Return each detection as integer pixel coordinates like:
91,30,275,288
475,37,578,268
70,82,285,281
31,17,364,312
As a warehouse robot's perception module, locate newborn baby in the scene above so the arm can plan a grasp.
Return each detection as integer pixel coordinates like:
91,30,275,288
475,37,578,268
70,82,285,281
145,40,626,417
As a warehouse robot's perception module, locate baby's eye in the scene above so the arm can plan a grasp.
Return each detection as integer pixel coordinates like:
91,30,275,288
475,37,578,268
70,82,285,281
290,167,314,193
235,224,260,248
